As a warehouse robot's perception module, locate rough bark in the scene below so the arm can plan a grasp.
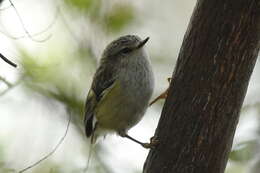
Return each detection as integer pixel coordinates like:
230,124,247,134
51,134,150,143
143,0,260,173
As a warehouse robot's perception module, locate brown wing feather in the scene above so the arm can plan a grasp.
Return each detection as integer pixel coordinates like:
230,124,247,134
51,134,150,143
84,58,118,137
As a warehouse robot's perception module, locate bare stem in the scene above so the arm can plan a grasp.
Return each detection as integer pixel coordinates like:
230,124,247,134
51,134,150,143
0,53,17,68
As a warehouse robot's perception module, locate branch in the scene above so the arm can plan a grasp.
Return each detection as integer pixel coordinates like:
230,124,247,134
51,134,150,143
7,0,51,42
0,75,12,87
18,109,71,173
144,0,260,173
0,76,22,96
0,1,60,42
0,53,17,67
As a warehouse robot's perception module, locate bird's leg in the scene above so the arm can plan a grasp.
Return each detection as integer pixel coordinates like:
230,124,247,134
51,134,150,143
149,77,172,106
149,90,168,106
119,132,158,149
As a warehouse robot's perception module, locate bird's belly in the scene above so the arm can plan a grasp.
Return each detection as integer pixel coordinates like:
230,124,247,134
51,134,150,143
95,83,149,132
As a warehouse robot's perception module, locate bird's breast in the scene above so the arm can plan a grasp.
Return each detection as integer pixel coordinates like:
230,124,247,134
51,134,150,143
96,54,154,132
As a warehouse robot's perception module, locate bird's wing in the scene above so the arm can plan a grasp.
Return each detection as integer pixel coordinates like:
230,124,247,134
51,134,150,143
84,89,97,137
84,61,118,137
84,80,117,137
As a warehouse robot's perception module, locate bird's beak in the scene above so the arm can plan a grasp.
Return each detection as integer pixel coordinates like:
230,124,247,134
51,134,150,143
137,37,150,49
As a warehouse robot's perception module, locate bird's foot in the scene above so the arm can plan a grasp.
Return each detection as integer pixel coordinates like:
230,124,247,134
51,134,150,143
141,136,159,149
119,132,159,149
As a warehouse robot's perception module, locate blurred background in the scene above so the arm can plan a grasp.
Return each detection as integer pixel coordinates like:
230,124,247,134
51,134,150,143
0,0,259,173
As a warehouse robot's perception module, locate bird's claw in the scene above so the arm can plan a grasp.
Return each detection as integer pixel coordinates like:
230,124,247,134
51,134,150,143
141,136,159,149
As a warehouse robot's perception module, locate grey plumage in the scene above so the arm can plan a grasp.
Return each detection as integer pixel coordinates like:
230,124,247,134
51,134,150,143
84,35,154,143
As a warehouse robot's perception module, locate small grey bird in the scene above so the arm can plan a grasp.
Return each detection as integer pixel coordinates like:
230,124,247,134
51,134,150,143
84,35,155,148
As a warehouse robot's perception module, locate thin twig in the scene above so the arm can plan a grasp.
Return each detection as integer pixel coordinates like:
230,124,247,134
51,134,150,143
0,76,25,97
0,76,23,97
8,0,49,42
83,141,93,173
0,75,12,87
0,53,17,67
18,110,72,173
6,0,59,42
0,6,59,40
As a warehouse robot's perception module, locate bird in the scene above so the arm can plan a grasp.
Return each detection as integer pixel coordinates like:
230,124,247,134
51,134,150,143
84,35,157,148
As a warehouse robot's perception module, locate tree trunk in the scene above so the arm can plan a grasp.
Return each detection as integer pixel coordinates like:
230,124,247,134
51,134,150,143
143,1,260,173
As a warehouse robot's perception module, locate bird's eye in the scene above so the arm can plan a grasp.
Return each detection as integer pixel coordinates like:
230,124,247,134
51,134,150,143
121,47,132,54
